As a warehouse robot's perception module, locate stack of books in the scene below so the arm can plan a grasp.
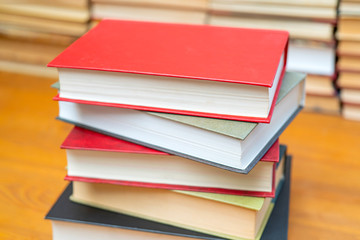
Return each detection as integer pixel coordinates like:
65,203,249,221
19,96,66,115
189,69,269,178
208,0,339,115
0,1,90,78
90,0,208,25
337,0,360,121
45,20,306,240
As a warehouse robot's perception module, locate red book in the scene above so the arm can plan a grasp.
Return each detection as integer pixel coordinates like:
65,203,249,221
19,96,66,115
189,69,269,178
63,126,286,197
49,19,289,123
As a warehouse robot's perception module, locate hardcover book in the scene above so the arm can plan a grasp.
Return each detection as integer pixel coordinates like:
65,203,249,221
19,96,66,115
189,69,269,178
45,157,292,240
210,0,337,22
342,102,360,121
91,3,207,24
62,126,286,197
48,19,289,122
56,72,305,173
68,155,289,240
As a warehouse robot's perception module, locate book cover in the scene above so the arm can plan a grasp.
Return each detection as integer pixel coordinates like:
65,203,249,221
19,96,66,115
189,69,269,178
48,19,288,87
45,157,292,240
61,126,279,161
49,19,289,122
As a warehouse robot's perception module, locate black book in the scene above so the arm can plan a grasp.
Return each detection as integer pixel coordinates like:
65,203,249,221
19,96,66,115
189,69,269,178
45,157,292,240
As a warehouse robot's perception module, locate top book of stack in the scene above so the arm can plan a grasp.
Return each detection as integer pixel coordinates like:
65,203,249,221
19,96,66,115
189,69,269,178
48,19,289,123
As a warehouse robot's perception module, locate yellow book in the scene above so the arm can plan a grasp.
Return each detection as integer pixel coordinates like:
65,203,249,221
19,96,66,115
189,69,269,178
0,3,90,23
71,181,277,240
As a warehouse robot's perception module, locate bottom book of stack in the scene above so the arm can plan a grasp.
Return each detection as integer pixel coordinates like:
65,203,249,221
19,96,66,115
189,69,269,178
45,156,292,240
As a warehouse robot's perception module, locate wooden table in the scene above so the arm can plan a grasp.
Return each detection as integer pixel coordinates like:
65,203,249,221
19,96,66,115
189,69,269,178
0,71,359,239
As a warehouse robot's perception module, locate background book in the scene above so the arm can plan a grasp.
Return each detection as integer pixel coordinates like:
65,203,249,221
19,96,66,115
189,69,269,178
303,94,340,115
91,0,208,9
305,74,336,96
91,0,207,24
0,3,89,23
9,0,89,9
62,126,286,197
209,0,337,21
340,88,360,105
0,25,77,45
337,72,360,90
55,72,305,173
0,37,65,66
341,103,360,121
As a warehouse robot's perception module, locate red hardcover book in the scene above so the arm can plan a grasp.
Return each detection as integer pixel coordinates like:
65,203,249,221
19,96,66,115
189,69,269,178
49,19,289,123
63,127,285,197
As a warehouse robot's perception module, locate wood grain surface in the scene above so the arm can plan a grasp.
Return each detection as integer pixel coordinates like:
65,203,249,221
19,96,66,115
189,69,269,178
0,71,359,239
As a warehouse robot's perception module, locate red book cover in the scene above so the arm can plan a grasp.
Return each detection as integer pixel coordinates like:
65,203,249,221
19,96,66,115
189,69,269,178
63,127,280,197
62,126,279,161
49,20,288,86
50,19,289,123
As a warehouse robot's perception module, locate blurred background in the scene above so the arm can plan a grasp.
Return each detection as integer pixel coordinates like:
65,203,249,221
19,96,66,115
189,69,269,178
1,1,360,240
1,0,360,120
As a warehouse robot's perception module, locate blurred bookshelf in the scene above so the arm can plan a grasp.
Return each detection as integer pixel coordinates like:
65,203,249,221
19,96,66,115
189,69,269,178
2,0,360,120
0,0,90,78
337,0,360,121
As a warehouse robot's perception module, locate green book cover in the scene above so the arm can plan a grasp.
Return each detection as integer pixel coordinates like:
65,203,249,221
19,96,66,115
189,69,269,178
174,190,265,211
149,72,306,140
51,81,60,89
